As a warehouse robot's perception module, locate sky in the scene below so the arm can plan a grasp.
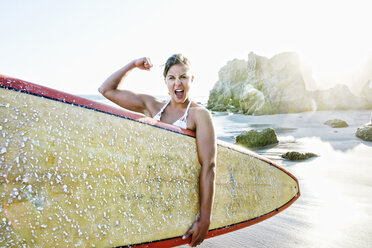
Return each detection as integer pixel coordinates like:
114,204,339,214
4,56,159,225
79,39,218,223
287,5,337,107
1,0,371,96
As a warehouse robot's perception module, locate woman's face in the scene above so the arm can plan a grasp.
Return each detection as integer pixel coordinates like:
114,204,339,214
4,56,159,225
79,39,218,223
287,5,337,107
165,64,194,104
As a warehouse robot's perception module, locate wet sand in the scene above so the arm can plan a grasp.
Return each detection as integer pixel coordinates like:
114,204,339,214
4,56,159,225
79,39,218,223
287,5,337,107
178,110,372,248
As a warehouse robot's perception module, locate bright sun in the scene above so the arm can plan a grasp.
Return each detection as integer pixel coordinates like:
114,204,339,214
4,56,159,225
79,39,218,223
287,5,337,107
300,49,370,90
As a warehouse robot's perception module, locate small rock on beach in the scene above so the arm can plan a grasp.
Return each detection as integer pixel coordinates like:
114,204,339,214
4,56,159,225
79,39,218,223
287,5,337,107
236,128,278,148
282,151,318,161
324,119,349,128
356,123,372,141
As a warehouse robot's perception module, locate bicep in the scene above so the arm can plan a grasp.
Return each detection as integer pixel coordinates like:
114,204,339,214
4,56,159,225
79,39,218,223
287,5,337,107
103,89,154,114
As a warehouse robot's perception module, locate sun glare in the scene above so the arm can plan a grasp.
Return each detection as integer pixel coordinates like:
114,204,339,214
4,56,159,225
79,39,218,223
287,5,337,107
300,50,369,89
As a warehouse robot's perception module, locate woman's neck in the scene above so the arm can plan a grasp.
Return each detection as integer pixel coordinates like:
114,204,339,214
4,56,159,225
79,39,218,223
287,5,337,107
169,98,190,109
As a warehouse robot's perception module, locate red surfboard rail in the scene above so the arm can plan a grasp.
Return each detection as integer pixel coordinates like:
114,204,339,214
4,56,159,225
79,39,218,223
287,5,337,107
0,74,195,137
0,74,300,248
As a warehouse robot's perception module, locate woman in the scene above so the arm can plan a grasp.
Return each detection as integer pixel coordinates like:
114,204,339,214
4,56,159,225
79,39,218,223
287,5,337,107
98,54,216,247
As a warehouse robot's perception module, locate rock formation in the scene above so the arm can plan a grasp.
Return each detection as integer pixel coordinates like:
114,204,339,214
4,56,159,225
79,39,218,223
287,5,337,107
208,52,314,115
208,52,372,115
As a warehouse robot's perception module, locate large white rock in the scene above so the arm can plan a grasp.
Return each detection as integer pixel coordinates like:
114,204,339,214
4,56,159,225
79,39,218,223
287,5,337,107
208,52,314,115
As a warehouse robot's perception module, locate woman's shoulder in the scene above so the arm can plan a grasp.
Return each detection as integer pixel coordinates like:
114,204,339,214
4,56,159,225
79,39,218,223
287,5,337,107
190,102,210,114
189,102,213,123
185,102,213,131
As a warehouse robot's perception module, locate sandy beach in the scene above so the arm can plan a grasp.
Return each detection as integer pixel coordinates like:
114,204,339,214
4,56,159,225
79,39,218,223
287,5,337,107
179,110,372,248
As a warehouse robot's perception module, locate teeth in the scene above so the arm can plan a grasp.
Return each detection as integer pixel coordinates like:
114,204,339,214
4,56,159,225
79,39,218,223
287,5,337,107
175,90,183,92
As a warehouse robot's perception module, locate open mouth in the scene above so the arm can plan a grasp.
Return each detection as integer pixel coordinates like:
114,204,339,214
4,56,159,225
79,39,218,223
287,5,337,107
175,89,184,99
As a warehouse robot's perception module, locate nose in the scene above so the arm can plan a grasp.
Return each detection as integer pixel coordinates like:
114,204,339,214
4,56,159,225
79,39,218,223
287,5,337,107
175,78,182,85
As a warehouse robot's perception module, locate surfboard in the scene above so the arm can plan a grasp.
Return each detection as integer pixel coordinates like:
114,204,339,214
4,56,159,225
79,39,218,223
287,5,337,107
0,75,300,248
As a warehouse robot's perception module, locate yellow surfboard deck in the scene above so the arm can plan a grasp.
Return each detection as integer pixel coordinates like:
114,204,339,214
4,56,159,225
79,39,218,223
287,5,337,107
0,76,299,247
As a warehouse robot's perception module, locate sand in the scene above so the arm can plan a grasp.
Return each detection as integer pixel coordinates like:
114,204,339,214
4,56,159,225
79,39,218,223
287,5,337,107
178,110,372,248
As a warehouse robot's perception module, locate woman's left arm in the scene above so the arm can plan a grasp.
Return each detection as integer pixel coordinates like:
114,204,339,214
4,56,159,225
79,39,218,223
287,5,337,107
183,108,216,247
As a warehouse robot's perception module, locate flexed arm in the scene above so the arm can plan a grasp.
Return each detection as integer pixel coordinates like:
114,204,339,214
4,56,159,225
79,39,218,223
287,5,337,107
98,57,154,114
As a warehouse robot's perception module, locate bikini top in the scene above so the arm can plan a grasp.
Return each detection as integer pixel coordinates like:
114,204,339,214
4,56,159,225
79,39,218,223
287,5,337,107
153,99,192,129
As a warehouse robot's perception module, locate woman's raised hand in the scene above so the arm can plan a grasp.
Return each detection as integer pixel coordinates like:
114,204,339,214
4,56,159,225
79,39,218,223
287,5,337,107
134,57,153,71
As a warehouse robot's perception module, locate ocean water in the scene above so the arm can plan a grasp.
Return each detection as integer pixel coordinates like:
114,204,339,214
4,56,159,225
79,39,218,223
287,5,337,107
83,95,372,248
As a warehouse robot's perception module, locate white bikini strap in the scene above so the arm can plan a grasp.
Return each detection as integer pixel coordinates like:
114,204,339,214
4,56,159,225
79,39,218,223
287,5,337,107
159,99,171,114
180,100,192,120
